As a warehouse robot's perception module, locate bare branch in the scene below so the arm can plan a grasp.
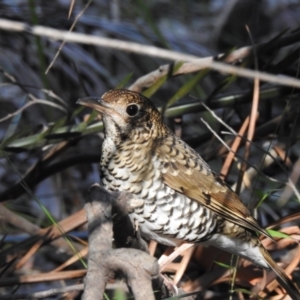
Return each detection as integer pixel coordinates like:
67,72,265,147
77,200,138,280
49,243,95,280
46,0,92,74
0,99,67,123
129,60,300,92
1,18,300,91
0,283,84,299
0,18,197,62
83,184,159,300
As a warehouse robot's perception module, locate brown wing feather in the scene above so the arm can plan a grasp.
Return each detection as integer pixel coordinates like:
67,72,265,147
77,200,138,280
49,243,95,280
157,135,271,239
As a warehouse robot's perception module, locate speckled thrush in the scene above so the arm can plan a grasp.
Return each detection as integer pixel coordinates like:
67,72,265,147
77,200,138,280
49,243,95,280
78,89,300,299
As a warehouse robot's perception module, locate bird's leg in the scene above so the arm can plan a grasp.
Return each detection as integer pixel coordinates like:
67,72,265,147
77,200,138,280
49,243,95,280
158,243,195,271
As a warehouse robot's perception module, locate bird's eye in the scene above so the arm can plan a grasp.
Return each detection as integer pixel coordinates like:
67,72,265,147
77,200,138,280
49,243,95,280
126,104,139,116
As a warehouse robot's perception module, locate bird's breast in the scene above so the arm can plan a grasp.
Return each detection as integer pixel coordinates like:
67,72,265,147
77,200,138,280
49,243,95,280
100,150,218,246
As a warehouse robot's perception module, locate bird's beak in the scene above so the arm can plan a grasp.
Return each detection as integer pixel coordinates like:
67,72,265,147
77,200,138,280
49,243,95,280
77,97,110,114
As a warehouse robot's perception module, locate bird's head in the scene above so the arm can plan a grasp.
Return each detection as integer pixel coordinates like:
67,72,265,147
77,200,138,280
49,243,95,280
77,89,167,143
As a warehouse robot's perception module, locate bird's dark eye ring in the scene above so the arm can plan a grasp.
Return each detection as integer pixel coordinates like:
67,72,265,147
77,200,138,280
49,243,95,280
126,104,139,116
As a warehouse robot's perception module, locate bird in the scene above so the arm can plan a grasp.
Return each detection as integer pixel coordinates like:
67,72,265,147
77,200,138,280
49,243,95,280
77,89,300,299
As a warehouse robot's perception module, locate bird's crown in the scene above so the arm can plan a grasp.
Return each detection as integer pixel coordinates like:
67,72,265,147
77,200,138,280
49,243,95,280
102,89,153,107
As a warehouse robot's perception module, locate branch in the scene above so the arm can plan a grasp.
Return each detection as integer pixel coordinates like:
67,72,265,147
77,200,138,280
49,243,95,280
83,184,159,300
0,18,197,62
1,18,300,91
0,283,84,299
129,60,300,92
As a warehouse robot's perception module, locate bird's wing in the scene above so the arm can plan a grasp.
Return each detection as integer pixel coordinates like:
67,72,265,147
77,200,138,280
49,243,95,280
156,135,271,239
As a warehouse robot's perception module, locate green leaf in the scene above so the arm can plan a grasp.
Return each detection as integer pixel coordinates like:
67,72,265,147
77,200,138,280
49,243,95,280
143,62,184,99
113,288,127,300
1,126,32,149
266,229,291,239
255,189,280,208
214,261,232,269
71,106,85,118
166,69,208,109
103,293,110,300
233,288,253,296
1,121,104,155
77,110,98,132
142,74,168,98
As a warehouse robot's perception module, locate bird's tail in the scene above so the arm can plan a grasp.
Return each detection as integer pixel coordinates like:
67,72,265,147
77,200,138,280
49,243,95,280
260,246,300,300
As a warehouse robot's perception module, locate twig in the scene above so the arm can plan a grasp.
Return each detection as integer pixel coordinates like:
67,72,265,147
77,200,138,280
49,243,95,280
220,116,250,180
0,67,67,123
0,283,84,299
200,118,231,153
46,0,92,74
236,25,260,196
0,98,67,123
0,209,87,265
200,101,238,135
0,270,86,287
